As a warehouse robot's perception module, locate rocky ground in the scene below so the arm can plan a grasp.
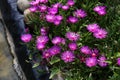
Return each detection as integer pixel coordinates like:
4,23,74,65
0,11,26,80
0,0,36,80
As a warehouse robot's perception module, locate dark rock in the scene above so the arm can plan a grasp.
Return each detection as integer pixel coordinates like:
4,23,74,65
0,11,26,80
0,0,36,80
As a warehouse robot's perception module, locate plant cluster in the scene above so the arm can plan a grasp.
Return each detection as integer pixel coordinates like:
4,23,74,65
21,0,120,80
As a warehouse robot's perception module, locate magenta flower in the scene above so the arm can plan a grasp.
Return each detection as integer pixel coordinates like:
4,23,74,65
90,48,99,57
93,28,107,39
48,7,58,15
74,9,87,18
29,6,38,12
80,46,91,55
36,36,49,44
49,45,61,56
30,1,39,6
61,51,75,63
53,15,63,25
53,20,61,25
68,16,78,24
97,10,107,16
45,14,55,23
66,32,80,41
117,58,120,66
40,27,48,35
93,6,106,12
87,23,100,33
93,6,107,16
39,0,48,3
98,56,108,67
36,43,45,50
21,34,32,43
52,3,61,8
55,15,63,21
68,42,77,51
78,55,86,63
61,38,66,45
85,57,97,67
52,36,62,45
62,5,69,10
38,5,47,12
42,49,51,59
67,0,75,6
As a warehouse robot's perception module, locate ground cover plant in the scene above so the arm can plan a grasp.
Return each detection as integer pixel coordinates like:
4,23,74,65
21,0,120,80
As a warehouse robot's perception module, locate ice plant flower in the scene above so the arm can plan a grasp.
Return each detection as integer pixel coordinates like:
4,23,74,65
52,36,62,45
39,0,48,3
93,6,107,16
78,55,86,63
55,15,63,21
68,16,78,24
85,57,97,67
42,49,51,59
52,3,61,8
36,43,45,50
80,46,91,55
29,6,38,12
30,0,39,6
93,6,106,12
53,15,63,25
53,20,61,25
61,38,66,45
74,9,87,18
68,42,77,51
61,51,75,63
66,32,80,41
67,0,75,6
21,34,32,43
48,7,58,15
36,36,49,44
62,5,69,10
98,56,108,67
87,23,100,33
93,28,107,39
45,14,55,23
90,48,99,57
38,5,47,12
40,27,48,35
97,10,107,16
117,58,120,66
49,46,61,56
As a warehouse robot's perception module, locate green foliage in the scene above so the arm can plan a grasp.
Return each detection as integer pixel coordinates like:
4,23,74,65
49,67,61,79
49,56,60,65
32,63,40,68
